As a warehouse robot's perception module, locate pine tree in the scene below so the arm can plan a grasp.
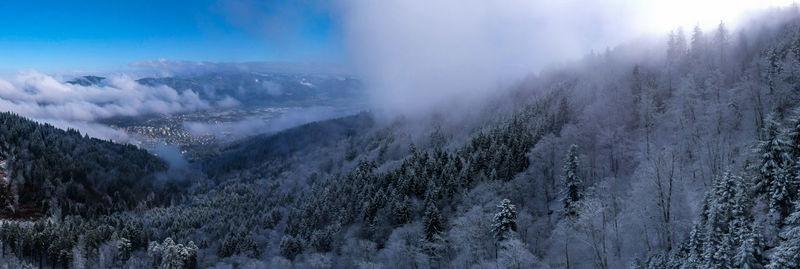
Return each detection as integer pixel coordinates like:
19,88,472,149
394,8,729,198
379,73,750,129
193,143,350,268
735,224,765,269
767,201,800,269
561,144,582,218
491,199,518,242
422,199,443,243
118,237,132,263
703,173,736,268
786,111,800,197
685,172,759,268
757,117,793,220
392,195,412,225
147,237,196,269
685,224,706,268
787,111,800,159
279,235,304,261
730,174,757,244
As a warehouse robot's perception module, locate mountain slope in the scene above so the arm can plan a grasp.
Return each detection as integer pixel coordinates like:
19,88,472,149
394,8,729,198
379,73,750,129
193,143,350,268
0,112,167,218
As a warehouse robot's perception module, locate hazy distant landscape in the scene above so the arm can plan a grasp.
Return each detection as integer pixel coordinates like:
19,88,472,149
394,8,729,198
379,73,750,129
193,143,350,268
2,1,800,269
81,71,367,159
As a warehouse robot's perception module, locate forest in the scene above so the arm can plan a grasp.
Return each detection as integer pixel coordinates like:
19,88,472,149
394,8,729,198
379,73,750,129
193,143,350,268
3,5,800,269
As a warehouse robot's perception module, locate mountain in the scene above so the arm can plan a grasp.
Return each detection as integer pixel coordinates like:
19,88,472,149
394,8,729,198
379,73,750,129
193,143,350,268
136,72,364,107
65,72,364,108
65,75,106,86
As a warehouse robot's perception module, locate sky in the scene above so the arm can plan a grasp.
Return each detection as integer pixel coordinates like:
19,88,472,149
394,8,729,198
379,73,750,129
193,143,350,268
0,0,342,72
0,0,796,73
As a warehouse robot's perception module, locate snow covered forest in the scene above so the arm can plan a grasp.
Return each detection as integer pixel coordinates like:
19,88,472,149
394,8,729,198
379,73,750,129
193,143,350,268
4,4,800,269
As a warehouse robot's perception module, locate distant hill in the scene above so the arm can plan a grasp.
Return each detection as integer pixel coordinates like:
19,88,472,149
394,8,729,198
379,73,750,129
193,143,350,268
136,72,364,107
203,112,374,177
65,75,106,86
0,112,167,219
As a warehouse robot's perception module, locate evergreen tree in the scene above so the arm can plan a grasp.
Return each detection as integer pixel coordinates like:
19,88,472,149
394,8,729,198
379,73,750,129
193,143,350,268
561,144,582,218
422,199,443,243
787,111,800,160
767,201,800,269
118,237,132,263
735,224,765,269
279,235,304,261
685,224,706,268
491,199,518,242
391,195,412,226
684,172,762,268
147,238,197,269
703,173,736,268
757,117,793,220
786,111,800,195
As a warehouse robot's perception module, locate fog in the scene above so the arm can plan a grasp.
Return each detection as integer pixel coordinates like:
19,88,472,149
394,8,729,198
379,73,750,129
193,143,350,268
338,0,796,117
340,0,643,116
183,106,354,141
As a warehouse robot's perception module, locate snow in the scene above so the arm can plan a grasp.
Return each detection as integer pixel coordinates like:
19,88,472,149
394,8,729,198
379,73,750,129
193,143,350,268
0,158,7,183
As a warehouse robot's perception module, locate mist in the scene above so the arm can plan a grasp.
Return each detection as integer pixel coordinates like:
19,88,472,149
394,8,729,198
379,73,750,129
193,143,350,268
339,0,644,117
338,0,795,118
183,106,357,141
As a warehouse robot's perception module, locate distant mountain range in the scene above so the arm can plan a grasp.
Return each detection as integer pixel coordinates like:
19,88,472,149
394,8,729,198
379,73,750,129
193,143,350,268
66,72,364,107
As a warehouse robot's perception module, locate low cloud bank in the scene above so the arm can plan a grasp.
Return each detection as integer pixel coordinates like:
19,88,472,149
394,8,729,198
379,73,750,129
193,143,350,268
0,70,245,141
0,70,222,122
184,106,355,141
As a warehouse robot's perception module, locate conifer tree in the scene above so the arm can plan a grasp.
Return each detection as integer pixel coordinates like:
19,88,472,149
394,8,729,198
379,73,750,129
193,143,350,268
279,235,304,261
735,224,765,269
561,144,582,218
767,201,800,269
757,117,793,220
491,199,518,242
422,199,442,243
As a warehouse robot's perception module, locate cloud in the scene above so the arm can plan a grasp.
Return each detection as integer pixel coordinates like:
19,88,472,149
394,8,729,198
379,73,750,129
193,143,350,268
184,106,353,141
42,119,133,143
0,70,211,122
263,81,283,96
0,70,226,141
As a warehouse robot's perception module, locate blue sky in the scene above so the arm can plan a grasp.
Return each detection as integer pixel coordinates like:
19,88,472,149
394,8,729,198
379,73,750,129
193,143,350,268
0,0,342,72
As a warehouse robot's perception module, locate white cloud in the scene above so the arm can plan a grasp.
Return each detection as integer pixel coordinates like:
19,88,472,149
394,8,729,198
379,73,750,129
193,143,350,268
0,70,212,122
0,70,229,141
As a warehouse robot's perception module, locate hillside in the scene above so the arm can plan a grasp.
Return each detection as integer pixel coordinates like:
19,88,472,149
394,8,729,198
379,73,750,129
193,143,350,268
0,112,167,219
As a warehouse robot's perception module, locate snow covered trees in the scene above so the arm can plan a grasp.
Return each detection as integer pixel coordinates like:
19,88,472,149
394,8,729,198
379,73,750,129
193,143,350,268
679,172,764,268
147,238,198,269
279,235,304,261
768,201,800,268
218,227,259,258
492,199,518,242
422,195,444,264
757,117,795,221
562,144,583,218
